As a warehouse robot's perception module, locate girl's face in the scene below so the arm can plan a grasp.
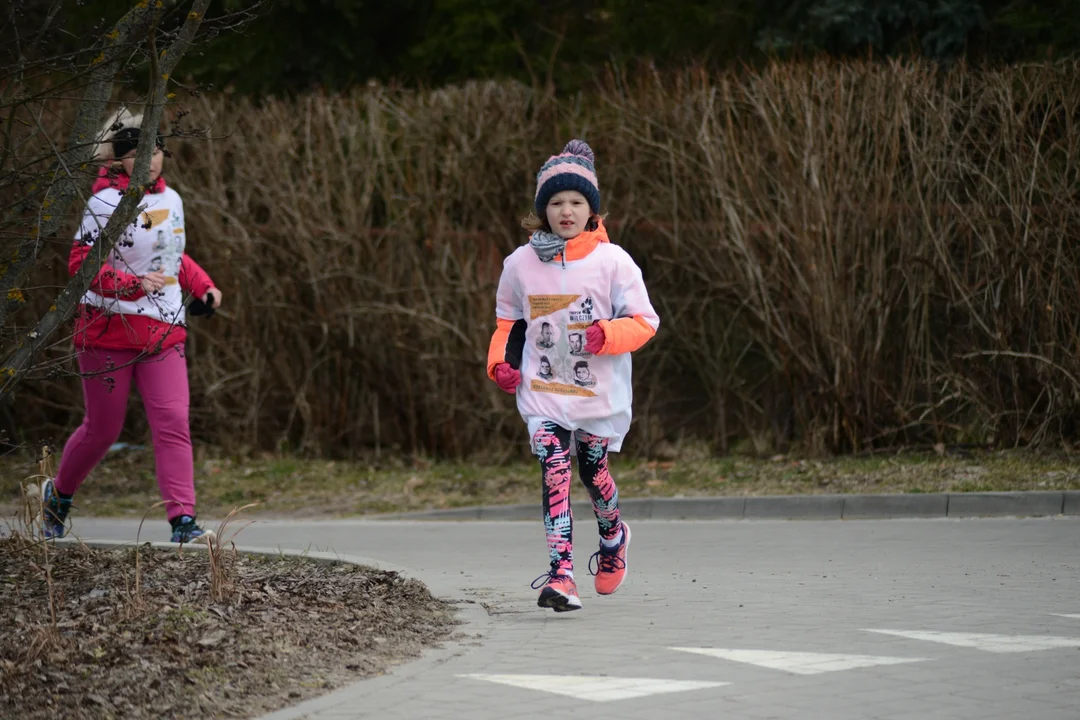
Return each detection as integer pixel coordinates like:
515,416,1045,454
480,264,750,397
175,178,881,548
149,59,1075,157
121,146,164,183
546,190,591,239
575,365,588,380
540,360,551,373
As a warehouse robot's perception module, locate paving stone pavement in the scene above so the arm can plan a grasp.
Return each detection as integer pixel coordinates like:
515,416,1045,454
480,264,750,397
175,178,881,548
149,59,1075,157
68,516,1080,720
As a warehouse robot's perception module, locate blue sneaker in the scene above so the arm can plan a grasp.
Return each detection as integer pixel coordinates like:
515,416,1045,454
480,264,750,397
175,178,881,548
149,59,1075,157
169,515,214,544
41,478,71,539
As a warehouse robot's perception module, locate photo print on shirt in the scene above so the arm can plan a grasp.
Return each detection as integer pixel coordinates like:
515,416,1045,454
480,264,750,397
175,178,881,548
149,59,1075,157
573,360,597,388
536,321,556,349
568,331,591,358
536,354,555,381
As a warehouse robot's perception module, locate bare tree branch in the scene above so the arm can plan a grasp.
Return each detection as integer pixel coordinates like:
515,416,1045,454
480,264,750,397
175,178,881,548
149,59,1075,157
0,0,170,333
0,0,212,402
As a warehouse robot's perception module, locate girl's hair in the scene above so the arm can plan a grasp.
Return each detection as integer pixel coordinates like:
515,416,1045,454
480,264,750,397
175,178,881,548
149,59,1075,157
520,211,605,234
95,108,141,164
520,212,549,233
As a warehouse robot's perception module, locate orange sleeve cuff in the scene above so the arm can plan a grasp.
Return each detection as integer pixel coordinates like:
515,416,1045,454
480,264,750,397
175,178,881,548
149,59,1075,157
487,318,516,380
598,316,656,355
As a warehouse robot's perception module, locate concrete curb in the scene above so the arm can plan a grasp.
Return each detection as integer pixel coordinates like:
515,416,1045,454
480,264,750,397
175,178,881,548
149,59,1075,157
376,491,1080,522
52,536,415,576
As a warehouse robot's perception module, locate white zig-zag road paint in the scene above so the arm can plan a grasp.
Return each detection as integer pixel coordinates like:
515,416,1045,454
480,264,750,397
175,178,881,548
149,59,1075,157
669,648,928,675
863,629,1080,653
457,674,728,702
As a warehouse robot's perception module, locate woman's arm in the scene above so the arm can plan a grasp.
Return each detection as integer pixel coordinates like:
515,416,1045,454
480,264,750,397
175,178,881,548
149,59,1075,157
69,196,146,298
179,254,215,299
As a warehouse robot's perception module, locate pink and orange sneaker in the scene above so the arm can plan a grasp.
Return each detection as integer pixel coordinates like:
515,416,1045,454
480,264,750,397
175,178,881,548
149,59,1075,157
532,569,583,612
589,521,631,595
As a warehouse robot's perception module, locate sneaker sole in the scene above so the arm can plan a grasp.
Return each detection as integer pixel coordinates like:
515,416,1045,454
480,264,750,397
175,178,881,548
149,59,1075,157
596,522,631,596
537,586,583,612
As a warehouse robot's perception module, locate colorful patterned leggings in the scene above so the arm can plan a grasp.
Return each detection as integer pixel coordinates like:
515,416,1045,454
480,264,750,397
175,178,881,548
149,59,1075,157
533,421,621,573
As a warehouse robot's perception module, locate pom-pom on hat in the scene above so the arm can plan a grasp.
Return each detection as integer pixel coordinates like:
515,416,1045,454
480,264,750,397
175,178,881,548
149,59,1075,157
534,139,600,216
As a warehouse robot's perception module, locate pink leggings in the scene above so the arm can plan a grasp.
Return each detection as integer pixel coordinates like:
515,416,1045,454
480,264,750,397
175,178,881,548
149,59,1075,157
55,344,195,520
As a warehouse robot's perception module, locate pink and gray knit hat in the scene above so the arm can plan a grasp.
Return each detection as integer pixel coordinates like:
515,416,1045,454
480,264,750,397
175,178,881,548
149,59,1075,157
534,139,600,215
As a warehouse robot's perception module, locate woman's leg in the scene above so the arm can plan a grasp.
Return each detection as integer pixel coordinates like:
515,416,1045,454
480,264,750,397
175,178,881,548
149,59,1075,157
53,348,137,496
133,344,195,522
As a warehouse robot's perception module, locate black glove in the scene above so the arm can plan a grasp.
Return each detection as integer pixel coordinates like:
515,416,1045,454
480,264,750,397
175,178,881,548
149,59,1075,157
188,294,216,318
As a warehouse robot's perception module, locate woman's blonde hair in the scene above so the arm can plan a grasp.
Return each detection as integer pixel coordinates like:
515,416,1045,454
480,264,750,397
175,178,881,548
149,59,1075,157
94,107,142,164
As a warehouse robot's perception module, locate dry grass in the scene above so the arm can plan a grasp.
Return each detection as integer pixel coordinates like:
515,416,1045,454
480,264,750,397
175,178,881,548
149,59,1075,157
1,445,1076,521
0,542,457,719
9,59,1080,457
0,457,455,720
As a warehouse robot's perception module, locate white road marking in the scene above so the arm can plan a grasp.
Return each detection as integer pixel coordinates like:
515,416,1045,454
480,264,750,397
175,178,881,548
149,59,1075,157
457,674,728,702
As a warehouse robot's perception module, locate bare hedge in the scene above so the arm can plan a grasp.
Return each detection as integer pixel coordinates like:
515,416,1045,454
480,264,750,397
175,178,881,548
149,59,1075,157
12,60,1080,458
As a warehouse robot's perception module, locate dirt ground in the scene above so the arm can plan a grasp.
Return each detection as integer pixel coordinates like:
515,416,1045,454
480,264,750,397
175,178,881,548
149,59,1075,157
0,537,459,719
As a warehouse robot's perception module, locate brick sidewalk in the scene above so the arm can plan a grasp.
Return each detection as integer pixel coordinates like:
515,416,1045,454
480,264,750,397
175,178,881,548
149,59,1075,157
71,516,1080,720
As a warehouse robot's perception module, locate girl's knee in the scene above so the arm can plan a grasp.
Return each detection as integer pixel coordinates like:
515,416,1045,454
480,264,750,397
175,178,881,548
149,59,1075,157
578,449,615,493
149,404,191,437
81,415,125,446
577,438,610,471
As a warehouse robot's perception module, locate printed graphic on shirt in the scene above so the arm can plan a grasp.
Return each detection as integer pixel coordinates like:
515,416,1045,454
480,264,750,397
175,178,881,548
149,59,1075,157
572,360,597,388
526,293,600,397
530,378,597,397
140,208,170,229
529,294,579,320
536,354,556,381
148,215,184,285
148,255,180,286
536,321,557,349
567,299,595,356
567,331,592,358
570,296,594,324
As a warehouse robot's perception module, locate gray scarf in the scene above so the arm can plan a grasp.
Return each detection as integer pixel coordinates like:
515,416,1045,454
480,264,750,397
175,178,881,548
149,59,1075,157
530,230,567,266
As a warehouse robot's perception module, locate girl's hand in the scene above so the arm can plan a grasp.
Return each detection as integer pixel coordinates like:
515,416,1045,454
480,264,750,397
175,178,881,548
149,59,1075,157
493,362,522,394
204,287,223,309
585,321,606,354
140,271,167,294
